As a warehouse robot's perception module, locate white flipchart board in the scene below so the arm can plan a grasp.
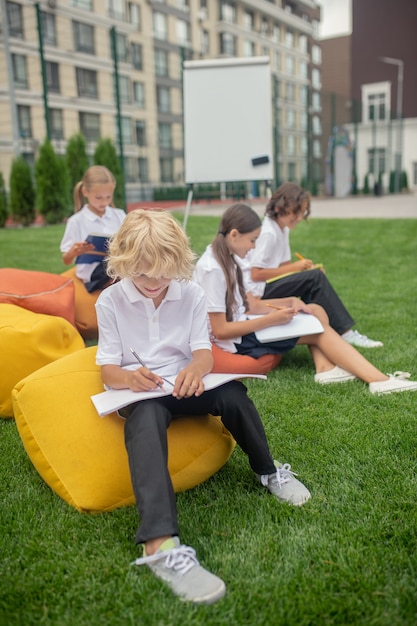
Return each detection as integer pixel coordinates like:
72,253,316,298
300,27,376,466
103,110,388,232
183,57,273,185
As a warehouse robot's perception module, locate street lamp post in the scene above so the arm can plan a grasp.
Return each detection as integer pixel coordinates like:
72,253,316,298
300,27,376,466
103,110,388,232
378,56,404,194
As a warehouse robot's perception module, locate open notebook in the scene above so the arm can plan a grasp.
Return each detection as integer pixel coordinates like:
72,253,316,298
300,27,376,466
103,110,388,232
91,372,267,417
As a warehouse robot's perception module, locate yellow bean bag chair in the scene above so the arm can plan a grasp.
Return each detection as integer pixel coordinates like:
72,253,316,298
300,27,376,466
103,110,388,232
12,347,236,513
0,304,84,418
61,267,100,340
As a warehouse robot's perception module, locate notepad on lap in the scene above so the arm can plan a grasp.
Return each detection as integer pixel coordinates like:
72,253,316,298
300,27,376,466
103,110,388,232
253,313,324,343
265,264,323,284
91,372,267,417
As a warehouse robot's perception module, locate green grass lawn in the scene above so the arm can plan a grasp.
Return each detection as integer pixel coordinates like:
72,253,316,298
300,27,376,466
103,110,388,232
1,216,417,625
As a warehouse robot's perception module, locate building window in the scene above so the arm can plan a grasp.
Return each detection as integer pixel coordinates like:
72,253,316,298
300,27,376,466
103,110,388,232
12,54,28,89
287,135,295,155
285,55,294,75
153,12,167,40
300,111,308,131
312,91,321,112
131,43,143,70
312,68,321,89
312,115,322,135
286,82,295,101
219,32,236,56
76,68,98,98
124,157,138,183
129,3,141,29
112,33,128,62
299,34,307,53
108,0,126,21
138,157,149,182
285,29,294,48
79,112,100,141
7,1,23,38
274,51,281,71
176,19,190,46
160,158,174,182
312,44,322,64
299,60,308,80
368,148,386,175
220,1,236,23
157,86,171,113
118,76,131,104
158,123,172,149
362,82,390,123
288,162,296,181
73,0,92,9
155,49,169,76
73,21,95,54
300,85,308,105
133,82,145,107
413,162,417,186
287,109,295,129
243,11,254,30
200,29,209,55
313,139,321,158
272,24,280,43
41,11,57,46
119,117,134,144
49,109,64,140
46,61,60,93
243,40,255,57
136,120,146,146
17,105,32,138
300,136,307,156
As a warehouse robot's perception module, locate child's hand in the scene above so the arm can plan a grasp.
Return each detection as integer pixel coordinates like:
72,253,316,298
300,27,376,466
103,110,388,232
172,366,205,399
266,307,297,326
72,241,96,257
293,258,314,271
127,367,164,392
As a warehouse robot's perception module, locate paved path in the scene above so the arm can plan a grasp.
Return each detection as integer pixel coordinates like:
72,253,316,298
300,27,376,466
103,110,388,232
129,192,416,219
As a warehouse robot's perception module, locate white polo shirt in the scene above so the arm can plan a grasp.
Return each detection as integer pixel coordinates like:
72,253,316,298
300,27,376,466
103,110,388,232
60,205,126,282
193,244,245,354
95,277,211,377
243,217,291,296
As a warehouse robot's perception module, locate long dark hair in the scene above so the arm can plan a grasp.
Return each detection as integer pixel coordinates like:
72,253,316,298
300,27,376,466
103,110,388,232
212,203,261,320
265,182,311,220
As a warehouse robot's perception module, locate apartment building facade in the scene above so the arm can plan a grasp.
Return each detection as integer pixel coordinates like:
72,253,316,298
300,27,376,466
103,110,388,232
0,0,322,200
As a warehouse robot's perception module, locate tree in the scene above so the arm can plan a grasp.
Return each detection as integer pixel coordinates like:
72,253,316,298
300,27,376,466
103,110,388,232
65,133,89,200
35,140,71,224
93,138,125,209
0,172,8,228
9,157,35,226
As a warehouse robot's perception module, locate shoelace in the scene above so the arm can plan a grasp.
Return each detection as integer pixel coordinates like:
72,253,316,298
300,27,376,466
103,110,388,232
261,463,297,488
387,371,411,380
132,545,199,575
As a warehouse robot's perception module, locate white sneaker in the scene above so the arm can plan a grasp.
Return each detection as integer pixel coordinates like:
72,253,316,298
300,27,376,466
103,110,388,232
369,372,417,395
132,537,226,604
343,329,383,348
315,365,357,384
257,461,311,506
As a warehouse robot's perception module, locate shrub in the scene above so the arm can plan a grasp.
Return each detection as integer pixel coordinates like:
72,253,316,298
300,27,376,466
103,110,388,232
362,173,370,194
35,140,70,224
93,138,125,209
0,172,8,228
400,170,408,191
9,157,35,226
65,134,89,202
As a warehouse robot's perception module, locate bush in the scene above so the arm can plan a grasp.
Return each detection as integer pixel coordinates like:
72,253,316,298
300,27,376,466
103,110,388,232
35,140,70,224
0,172,8,228
9,157,35,226
400,170,408,191
93,138,125,209
362,173,370,194
65,134,89,202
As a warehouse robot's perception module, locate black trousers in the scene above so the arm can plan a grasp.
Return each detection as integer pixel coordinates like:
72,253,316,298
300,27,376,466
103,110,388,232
123,381,276,544
263,268,354,335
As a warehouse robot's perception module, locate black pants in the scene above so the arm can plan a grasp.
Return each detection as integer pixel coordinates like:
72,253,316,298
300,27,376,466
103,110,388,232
263,268,354,335
123,381,276,544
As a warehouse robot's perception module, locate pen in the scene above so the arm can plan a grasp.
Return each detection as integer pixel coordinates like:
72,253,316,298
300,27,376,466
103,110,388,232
265,303,285,311
295,252,304,260
129,348,174,388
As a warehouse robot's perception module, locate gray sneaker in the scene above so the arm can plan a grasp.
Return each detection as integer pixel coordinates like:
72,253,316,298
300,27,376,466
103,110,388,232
132,537,226,604
257,461,311,506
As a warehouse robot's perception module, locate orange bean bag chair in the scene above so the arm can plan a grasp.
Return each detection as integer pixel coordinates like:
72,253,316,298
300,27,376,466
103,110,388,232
210,343,281,375
61,267,100,339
